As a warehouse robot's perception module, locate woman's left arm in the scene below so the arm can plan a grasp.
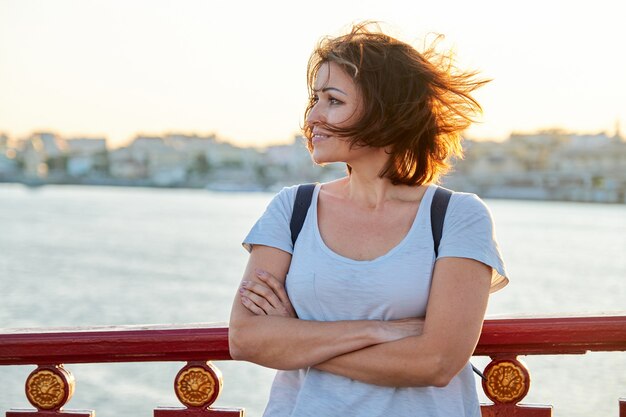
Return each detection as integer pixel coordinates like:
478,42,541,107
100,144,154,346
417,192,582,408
313,256,491,387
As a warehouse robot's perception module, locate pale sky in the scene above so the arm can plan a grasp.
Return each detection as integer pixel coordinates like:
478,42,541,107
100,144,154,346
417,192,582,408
1,0,625,148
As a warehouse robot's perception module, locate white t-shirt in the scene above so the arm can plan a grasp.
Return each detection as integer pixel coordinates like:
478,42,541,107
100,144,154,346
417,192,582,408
243,183,508,417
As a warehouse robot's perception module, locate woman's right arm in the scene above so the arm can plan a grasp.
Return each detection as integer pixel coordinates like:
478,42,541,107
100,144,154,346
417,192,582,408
228,244,419,370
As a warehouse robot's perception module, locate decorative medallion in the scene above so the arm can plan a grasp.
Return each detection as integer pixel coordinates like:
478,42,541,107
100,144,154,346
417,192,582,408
25,365,75,411
482,358,530,404
174,362,223,408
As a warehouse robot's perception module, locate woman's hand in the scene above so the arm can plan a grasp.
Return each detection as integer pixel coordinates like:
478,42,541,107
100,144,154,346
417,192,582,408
239,268,297,318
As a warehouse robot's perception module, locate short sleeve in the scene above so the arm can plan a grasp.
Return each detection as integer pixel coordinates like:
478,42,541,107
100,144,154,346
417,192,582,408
438,192,509,293
242,185,298,255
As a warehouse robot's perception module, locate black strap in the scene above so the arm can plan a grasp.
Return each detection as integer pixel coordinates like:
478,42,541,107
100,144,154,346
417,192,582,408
430,186,453,258
290,183,316,246
430,186,486,381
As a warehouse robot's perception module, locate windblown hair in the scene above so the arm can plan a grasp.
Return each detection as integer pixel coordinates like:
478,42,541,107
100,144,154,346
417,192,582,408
303,22,489,185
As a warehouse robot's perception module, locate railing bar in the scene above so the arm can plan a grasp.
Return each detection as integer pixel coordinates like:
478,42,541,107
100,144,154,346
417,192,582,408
1,316,625,366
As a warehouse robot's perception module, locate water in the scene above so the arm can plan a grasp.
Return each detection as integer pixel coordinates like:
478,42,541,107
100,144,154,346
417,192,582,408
0,184,625,417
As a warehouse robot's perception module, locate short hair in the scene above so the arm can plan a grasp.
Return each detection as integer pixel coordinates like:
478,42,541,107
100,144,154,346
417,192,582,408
303,23,489,185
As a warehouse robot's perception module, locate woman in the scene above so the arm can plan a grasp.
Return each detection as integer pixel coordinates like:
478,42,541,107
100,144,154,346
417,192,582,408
229,23,508,417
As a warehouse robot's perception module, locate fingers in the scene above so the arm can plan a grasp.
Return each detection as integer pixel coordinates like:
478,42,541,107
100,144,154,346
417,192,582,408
239,279,292,317
239,284,276,314
256,269,296,316
241,296,266,315
238,269,297,318
241,280,282,310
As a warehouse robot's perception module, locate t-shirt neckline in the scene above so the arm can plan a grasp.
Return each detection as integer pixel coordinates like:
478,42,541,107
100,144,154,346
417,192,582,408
311,183,436,265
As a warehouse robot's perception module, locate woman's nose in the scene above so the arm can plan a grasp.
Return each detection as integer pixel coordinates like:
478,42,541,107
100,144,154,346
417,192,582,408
306,104,324,126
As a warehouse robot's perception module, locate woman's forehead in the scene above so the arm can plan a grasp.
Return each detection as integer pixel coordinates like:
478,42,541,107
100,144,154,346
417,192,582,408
314,62,355,92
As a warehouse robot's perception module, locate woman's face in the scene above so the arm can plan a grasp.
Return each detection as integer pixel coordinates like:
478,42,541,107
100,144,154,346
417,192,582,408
306,61,365,164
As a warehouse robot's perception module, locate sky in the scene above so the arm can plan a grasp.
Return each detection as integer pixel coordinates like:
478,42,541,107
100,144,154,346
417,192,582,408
1,0,625,148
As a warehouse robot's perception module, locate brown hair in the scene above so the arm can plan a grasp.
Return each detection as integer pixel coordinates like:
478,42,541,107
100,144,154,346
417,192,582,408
303,22,489,185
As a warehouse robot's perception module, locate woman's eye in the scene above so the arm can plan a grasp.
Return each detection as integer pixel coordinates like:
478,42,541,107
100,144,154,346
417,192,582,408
310,95,342,105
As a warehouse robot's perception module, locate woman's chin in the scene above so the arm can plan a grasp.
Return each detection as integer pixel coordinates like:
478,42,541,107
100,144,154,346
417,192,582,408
311,153,335,165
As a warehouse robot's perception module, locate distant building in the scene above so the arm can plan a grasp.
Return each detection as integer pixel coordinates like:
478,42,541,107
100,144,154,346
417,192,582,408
166,133,217,153
109,136,169,181
109,147,147,179
0,133,8,149
66,137,107,155
65,137,108,177
0,133,19,177
445,130,626,203
20,133,67,178
109,134,234,186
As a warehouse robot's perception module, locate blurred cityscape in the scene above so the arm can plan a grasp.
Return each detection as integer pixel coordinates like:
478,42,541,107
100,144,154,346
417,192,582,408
0,127,625,203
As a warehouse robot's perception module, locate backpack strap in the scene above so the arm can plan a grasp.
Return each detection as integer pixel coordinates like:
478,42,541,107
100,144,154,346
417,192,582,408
430,186,453,258
430,185,487,381
290,183,317,246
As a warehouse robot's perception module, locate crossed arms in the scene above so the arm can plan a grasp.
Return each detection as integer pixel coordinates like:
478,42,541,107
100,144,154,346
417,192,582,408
228,244,491,388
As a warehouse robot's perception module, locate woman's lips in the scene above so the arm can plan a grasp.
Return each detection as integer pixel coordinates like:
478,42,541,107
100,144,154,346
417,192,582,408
312,133,330,144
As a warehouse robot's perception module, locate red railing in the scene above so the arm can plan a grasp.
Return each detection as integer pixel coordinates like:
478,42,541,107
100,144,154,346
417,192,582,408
1,316,626,416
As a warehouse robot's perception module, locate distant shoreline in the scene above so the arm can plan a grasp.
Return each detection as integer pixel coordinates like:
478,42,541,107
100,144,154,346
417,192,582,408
0,178,271,193
2,178,625,205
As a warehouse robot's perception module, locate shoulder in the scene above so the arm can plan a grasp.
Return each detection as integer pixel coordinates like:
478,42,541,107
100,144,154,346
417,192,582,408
439,190,508,292
266,184,300,213
275,183,300,201
440,191,497,238
242,184,303,254
447,191,493,220
275,183,301,198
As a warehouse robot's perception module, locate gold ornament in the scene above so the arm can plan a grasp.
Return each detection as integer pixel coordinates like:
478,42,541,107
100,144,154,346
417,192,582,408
26,368,71,410
484,360,529,404
175,366,216,407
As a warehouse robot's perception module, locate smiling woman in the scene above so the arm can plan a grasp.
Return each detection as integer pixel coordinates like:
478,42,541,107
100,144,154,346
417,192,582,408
229,22,508,417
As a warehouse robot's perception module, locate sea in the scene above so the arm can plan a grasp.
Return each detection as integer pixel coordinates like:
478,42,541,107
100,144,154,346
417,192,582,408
0,183,625,417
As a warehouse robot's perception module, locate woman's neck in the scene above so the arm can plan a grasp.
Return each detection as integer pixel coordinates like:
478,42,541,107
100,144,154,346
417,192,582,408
339,163,427,210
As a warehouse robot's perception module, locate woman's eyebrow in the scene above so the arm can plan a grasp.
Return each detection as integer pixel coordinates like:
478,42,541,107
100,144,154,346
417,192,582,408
313,87,348,96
